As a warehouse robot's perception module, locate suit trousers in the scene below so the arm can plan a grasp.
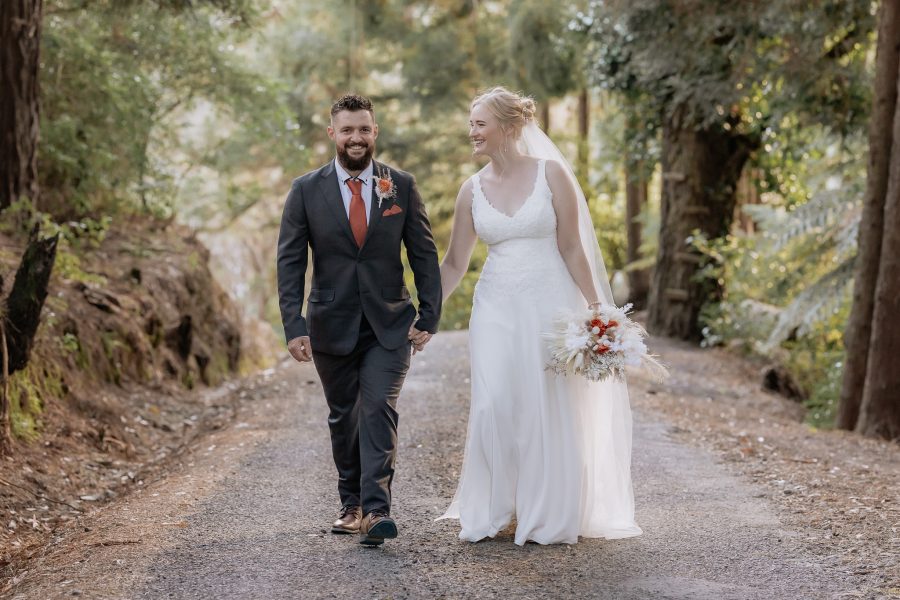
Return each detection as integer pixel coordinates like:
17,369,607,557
312,315,411,515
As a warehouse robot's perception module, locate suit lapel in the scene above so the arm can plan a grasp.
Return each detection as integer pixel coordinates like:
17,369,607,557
317,160,357,248
361,159,385,250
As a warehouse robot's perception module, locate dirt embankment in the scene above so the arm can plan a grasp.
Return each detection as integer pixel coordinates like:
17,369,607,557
0,217,274,578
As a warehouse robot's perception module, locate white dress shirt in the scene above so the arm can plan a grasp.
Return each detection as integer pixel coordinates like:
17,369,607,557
334,157,373,225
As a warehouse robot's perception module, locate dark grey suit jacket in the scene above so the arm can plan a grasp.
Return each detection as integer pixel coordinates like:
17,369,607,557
276,159,442,356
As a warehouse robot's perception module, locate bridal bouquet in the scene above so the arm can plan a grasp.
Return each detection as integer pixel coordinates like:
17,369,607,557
544,303,668,383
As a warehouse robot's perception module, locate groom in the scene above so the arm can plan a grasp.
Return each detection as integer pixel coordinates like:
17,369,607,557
276,94,442,546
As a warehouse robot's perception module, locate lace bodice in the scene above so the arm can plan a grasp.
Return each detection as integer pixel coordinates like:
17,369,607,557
471,159,556,245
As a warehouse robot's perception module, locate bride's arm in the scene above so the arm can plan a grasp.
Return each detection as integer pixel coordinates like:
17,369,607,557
440,179,478,303
547,160,601,307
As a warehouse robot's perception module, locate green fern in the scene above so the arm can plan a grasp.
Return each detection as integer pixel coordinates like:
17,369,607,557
743,187,859,255
744,178,861,348
763,256,854,348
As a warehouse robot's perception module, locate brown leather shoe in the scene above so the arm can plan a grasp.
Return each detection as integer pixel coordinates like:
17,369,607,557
359,511,398,547
331,505,362,534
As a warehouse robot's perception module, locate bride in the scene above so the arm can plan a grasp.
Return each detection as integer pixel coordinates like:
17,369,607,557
436,87,643,545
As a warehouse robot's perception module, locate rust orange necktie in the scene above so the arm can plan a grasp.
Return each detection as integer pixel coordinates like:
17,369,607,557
345,177,367,247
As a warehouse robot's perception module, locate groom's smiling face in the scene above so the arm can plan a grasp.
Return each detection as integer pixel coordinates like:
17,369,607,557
328,109,378,172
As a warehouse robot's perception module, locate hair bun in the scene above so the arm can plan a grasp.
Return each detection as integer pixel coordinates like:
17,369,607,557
471,86,537,136
521,97,536,122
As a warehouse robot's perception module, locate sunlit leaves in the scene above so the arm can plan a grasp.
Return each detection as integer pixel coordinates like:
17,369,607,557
38,0,293,222
580,0,874,136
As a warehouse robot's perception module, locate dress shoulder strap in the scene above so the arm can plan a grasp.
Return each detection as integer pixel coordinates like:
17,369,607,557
536,158,550,195
471,171,486,203
469,172,483,219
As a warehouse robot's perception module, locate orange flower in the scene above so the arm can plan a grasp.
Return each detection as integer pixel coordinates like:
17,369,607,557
377,178,393,194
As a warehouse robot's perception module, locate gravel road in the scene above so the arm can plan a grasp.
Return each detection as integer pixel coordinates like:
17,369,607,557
7,332,870,599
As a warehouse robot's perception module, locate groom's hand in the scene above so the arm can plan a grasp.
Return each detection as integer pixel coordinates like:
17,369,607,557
408,325,432,355
288,336,312,362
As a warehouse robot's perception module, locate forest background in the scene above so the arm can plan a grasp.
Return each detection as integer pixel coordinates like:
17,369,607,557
2,0,896,446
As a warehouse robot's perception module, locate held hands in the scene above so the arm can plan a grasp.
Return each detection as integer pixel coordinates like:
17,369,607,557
408,324,433,355
290,328,431,360
288,336,312,362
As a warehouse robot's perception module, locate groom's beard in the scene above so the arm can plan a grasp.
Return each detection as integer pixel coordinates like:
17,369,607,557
337,142,374,172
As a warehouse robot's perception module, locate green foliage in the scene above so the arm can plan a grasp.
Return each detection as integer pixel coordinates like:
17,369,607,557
581,0,874,135
262,0,530,329
781,311,848,427
745,132,864,347
7,360,65,440
695,129,865,425
575,0,873,427
23,0,877,438
0,198,111,285
508,0,580,100
39,0,296,223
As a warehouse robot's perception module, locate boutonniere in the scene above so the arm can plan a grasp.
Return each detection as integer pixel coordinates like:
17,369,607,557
373,166,397,209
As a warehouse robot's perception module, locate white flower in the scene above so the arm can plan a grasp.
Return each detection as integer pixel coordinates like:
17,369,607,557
563,322,590,353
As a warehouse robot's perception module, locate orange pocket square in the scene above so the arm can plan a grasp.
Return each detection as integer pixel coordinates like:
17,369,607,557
382,205,403,217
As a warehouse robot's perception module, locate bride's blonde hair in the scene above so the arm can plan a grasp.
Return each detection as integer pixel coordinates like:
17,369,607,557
471,86,537,139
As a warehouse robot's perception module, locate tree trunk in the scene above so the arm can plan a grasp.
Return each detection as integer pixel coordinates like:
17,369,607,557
577,88,590,185
0,230,58,453
625,158,650,309
856,133,900,440
734,167,760,234
0,0,43,211
539,101,550,134
837,0,900,431
647,108,757,340
3,230,59,375
854,55,900,441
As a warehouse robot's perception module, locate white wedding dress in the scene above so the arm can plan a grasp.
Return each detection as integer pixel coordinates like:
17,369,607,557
437,158,643,545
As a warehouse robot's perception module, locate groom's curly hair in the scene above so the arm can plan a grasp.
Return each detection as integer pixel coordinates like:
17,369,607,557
331,94,374,118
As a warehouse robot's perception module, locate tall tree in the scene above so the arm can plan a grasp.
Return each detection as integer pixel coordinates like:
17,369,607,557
623,164,649,308
0,0,43,211
649,109,756,338
837,0,900,432
584,0,873,340
34,0,272,221
619,100,655,309
508,0,578,134
0,0,268,449
856,85,900,439
0,0,48,452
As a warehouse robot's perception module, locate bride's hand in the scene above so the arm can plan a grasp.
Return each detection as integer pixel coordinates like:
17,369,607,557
408,324,432,355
